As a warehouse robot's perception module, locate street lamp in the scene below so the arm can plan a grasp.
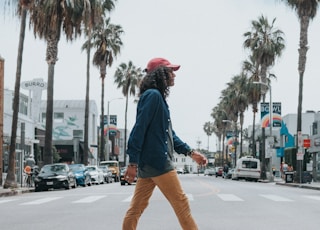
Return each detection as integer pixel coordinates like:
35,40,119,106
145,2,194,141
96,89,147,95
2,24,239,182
106,97,123,161
253,81,272,181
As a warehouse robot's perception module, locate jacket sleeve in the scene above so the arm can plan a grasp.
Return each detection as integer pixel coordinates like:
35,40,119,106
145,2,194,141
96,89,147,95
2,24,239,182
172,129,191,155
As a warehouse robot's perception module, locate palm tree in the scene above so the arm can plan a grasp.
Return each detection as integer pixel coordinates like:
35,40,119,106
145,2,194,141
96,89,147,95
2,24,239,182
281,0,319,183
27,0,102,165
81,0,116,165
91,17,123,162
114,61,143,165
3,0,32,189
243,15,285,179
203,121,214,152
242,56,261,157
243,15,285,90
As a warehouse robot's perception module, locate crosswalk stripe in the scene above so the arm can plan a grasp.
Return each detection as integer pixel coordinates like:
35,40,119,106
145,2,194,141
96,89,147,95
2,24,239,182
0,199,16,204
20,197,62,205
217,194,243,201
260,194,293,202
73,195,106,203
122,194,194,203
303,195,320,201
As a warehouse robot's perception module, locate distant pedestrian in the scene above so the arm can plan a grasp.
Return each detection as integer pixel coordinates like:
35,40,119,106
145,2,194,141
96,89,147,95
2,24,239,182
287,163,293,172
223,164,229,178
122,58,208,230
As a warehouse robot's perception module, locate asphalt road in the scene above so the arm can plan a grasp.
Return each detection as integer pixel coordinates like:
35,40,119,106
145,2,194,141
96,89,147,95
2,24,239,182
0,174,319,230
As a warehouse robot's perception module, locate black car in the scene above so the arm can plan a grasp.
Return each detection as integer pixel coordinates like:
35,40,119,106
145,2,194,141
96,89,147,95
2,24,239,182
120,167,137,186
34,163,77,192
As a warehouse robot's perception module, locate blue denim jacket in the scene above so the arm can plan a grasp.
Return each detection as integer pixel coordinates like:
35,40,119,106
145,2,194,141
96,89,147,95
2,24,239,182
127,89,191,171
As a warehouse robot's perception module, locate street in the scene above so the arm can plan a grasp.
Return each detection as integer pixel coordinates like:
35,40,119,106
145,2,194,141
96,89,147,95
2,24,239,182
0,174,319,230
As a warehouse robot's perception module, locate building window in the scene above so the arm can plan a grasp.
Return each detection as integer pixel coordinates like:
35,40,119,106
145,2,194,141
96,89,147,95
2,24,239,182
54,112,64,123
73,130,83,138
42,112,46,123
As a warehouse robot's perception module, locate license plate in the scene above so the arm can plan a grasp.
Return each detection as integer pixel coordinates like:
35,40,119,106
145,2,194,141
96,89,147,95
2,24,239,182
47,181,53,185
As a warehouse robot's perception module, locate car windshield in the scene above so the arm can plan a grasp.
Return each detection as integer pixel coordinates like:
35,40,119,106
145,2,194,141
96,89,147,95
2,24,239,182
41,164,67,173
69,164,85,171
86,166,97,171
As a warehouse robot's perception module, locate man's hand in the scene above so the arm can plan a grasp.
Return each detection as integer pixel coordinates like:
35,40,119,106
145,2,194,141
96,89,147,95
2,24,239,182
191,150,208,166
124,165,137,184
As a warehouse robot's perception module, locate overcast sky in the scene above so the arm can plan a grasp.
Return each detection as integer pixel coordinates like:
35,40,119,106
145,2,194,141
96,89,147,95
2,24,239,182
1,0,320,152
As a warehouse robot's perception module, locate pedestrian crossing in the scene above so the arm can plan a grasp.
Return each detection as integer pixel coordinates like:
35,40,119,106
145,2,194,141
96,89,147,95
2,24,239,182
0,194,319,206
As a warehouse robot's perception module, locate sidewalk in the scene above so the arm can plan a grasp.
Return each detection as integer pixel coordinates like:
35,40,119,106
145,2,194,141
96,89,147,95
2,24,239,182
0,186,34,197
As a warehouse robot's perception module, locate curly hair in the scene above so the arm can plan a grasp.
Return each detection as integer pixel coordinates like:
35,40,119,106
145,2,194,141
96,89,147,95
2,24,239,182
139,66,171,99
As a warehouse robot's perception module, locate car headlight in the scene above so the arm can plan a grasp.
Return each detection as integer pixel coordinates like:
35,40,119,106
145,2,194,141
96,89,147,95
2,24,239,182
34,177,42,182
56,175,68,180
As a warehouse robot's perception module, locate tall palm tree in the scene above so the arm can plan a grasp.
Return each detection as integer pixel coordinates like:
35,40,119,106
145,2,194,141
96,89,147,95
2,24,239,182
243,15,285,89
243,15,285,179
91,17,123,162
81,0,116,165
281,0,319,182
28,0,100,165
114,61,143,165
242,56,261,157
203,121,214,152
3,0,32,189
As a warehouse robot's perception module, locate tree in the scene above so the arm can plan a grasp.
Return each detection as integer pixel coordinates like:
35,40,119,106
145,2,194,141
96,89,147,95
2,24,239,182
3,0,32,189
203,121,214,152
81,0,116,165
28,0,102,165
243,15,285,179
281,0,319,183
114,61,143,165
91,17,123,162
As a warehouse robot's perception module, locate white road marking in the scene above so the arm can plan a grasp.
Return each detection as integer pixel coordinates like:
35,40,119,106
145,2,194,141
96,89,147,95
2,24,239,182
73,195,106,203
0,199,16,204
303,195,320,201
260,194,293,202
217,194,243,201
20,197,62,205
122,195,133,202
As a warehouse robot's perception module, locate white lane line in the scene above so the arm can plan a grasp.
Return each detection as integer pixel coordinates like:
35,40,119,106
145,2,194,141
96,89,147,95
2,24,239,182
303,195,320,201
186,194,194,201
0,199,17,204
20,197,62,205
122,194,194,202
73,195,106,203
122,195,133,202
260,194,293,202
217,194,243,201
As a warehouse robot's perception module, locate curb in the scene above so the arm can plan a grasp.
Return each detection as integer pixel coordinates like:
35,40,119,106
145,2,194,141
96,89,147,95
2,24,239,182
276,182,320,191
0,188,34,197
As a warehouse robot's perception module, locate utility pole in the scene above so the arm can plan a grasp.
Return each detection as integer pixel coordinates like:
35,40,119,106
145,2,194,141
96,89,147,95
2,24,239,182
0,56,4,186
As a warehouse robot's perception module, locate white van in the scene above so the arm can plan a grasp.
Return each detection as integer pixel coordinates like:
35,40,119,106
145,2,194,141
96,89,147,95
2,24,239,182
232,156,261,182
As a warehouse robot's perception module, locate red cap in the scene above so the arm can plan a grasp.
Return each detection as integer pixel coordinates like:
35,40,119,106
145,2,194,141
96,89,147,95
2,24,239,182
145,58,180,73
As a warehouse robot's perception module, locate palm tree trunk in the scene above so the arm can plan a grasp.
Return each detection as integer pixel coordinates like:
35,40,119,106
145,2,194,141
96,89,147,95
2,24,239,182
4,8,27,188
83,36,91,165
296,16,310,183
124,93,129,166
43,34,59,165
252,112,256,157
100,77,105,162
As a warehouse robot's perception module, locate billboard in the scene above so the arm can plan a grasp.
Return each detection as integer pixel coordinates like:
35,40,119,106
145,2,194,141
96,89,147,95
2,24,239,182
260,102,282,128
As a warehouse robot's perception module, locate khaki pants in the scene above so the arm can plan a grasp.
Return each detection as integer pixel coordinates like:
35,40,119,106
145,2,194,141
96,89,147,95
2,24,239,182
122,170,198,230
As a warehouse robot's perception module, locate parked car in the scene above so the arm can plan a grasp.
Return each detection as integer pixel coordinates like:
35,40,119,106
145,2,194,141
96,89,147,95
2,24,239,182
86,165,104,184
204,168,216,176
120,167,137,186
99,161,120,182
34,163,77,192
232,156,261,182
215,167,223,177
99,166,113,183
224,168,235,179
176,168,186,174
69,164,91,187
